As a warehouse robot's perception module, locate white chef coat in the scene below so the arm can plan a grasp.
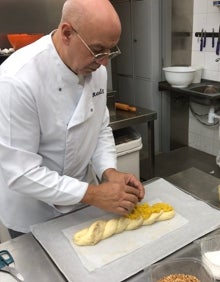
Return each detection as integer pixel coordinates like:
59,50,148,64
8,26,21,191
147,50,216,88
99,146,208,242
0,33,117,232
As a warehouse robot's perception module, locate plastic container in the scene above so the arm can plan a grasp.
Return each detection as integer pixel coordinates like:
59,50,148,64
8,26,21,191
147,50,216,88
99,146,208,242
191,66,203,84
201,235,220,280
113,127,142,179
148,257,215,282
7,33,44,50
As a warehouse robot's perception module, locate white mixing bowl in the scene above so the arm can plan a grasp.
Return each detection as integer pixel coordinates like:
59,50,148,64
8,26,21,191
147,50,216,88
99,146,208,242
163,66,196,88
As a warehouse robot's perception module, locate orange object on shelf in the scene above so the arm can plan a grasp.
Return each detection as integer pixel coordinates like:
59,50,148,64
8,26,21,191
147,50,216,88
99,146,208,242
115,102,137,112
7,33,44,50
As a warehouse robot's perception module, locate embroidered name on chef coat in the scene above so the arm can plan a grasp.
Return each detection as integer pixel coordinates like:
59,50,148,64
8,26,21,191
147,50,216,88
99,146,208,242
92,88,104,97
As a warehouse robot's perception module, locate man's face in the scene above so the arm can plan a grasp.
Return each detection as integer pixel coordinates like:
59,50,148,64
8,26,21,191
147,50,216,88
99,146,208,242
69,40,110,75
63,24,120,75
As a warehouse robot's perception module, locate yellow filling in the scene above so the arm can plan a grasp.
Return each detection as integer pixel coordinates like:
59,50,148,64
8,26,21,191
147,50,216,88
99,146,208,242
126,202,174,220
151,203,174,213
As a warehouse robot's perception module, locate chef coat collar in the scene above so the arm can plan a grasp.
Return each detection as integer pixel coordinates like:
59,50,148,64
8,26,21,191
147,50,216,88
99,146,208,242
49,30,89,86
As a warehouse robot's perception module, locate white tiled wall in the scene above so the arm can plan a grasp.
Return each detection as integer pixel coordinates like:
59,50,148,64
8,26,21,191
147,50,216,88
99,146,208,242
189,0,220,156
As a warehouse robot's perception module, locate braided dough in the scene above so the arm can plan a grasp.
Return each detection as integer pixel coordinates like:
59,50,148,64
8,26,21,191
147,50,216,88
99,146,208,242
73,202,175,246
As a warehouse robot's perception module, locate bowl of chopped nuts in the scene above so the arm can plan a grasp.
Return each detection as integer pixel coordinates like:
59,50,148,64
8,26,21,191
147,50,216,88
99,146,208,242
149,257,215,282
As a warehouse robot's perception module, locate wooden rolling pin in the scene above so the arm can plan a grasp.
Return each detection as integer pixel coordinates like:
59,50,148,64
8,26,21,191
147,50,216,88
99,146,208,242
115,102,137,112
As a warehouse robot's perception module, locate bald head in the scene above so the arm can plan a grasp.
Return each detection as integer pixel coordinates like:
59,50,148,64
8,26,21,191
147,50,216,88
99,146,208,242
53,0,121,75
60,0,121,44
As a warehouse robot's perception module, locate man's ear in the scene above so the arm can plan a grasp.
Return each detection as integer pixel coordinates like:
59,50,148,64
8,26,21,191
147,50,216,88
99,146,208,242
61,23,73,44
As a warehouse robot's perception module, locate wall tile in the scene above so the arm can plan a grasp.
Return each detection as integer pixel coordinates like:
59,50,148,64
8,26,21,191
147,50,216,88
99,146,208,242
206,12,220,30
193,13,207,32
213,122,220,139
207,0,220,13
205,51,219,70
188,1,220,156
194,0,207,14
189,116,200,134
191,52,205,76
203,69,219,80
200,122,215,138
199,135,214,154
188,131,202,148
213,139,220,156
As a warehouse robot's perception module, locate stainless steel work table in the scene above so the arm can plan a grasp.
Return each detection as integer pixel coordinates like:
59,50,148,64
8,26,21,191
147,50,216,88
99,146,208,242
110,106,157,180
1,167,220,282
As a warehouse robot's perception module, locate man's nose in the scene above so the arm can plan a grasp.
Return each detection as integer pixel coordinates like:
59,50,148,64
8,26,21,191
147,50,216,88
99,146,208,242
96,57,109,66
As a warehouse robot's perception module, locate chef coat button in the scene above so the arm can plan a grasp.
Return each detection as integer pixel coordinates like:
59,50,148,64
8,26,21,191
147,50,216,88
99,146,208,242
58,87,62,91
90,108,93,112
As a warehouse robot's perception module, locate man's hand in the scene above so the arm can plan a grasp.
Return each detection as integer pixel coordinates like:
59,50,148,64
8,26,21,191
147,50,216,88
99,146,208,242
102,168,145,201
81,168,145,215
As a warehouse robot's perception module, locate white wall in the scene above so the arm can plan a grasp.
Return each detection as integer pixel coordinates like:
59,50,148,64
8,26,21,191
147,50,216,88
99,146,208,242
189,0,220,156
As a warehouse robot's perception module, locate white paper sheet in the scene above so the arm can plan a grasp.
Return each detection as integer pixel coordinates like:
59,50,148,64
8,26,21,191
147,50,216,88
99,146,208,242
62,199,188,271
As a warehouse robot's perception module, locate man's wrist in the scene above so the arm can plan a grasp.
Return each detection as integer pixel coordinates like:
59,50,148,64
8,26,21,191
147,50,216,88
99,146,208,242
102,168,117,182
81,184,96,205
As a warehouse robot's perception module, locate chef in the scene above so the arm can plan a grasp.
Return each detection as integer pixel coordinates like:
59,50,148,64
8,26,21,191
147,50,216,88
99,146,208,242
0,0,145,238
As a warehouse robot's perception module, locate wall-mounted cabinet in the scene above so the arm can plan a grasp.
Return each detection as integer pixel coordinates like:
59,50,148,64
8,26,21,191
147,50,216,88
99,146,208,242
112,0,153,84
113,0,152,79
133,0,152,79
111,0,161,154
112,0,161,105
114,0,133,76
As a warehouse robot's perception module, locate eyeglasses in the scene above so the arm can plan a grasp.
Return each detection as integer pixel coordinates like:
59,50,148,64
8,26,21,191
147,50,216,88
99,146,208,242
72,28,121,61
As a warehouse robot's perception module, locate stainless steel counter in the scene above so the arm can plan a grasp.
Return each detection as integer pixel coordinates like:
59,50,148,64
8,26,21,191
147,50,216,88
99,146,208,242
1,168,220,282
166,167,220,209
110,106,157,180
0,233,65,282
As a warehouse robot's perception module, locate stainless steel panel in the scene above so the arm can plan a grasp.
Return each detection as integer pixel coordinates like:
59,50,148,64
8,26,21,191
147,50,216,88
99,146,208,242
171,0,193,66
170,93,189,150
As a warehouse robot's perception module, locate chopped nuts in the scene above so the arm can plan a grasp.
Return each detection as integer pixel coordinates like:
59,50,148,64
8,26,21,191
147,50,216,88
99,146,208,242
157,274,200,282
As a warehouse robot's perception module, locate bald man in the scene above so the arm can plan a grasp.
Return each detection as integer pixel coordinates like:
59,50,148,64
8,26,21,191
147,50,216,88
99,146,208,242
0,0,145,237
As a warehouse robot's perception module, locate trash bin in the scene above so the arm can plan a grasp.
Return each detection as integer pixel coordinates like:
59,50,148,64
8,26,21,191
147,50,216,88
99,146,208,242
113,127,142,179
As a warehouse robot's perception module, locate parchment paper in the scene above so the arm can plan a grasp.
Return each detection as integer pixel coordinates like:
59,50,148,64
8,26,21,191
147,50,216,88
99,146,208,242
31,178,220,282
62,199,187,272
